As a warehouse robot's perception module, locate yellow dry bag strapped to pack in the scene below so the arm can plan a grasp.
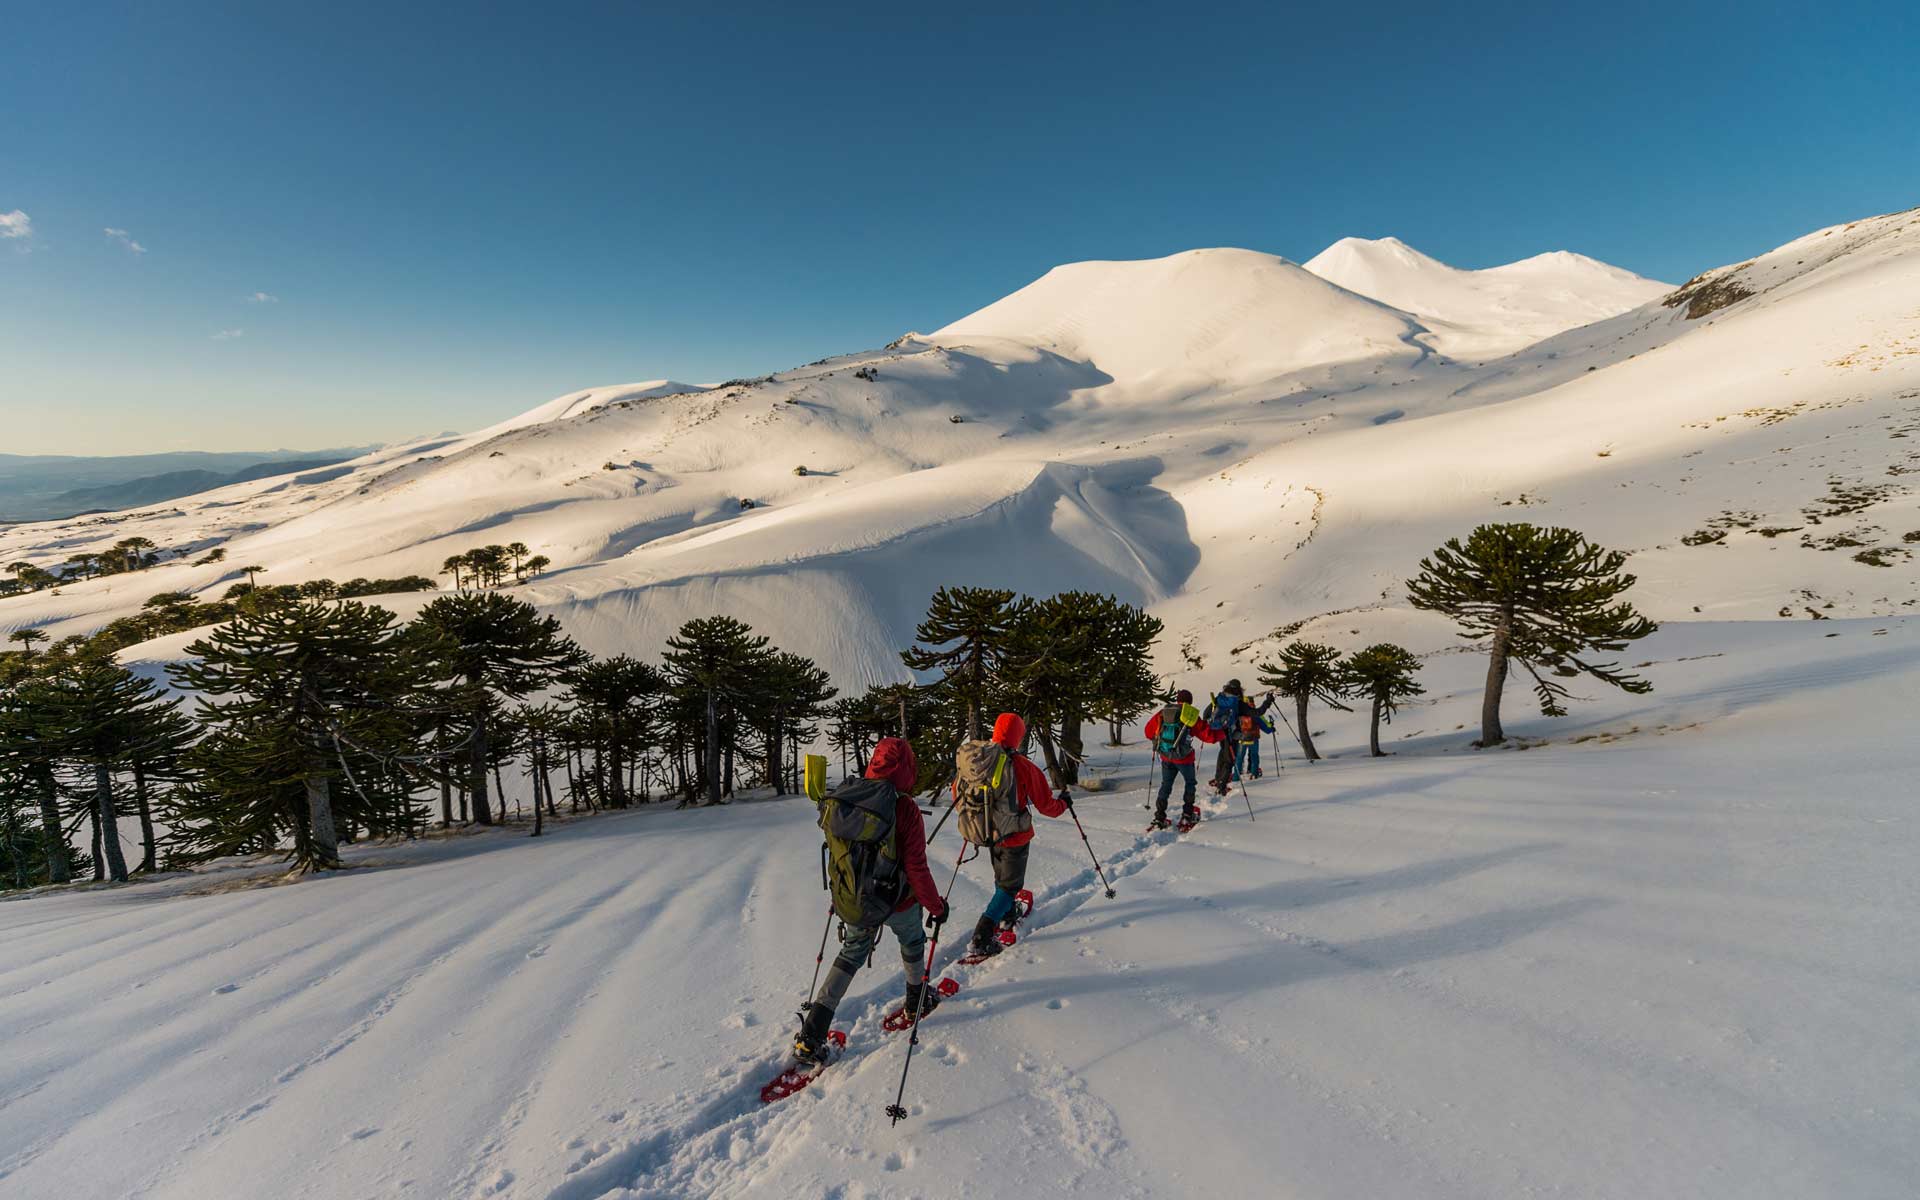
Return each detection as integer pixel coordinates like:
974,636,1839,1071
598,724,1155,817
803,754,828,804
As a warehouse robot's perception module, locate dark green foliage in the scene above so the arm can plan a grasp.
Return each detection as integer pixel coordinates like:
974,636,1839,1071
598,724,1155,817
170,599,422,868
662,616,771,805
1257,642,1350,761
901,587,1024,742
1406,523,1656,746
1341,644,1426,756
413,592,582,825
567,655,664,808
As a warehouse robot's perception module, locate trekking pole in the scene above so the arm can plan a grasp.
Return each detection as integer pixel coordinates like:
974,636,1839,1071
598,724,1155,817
1062,791,1117,899
1236,772,1256,823
886,841,970,1125
922,774,960,844
803,906,834,1005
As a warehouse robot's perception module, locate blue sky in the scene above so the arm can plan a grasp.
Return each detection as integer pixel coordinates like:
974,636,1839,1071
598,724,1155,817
3,1,1915,455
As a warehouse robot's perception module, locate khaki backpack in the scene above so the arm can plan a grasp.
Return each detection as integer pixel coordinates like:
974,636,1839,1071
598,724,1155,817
954,739,1031,847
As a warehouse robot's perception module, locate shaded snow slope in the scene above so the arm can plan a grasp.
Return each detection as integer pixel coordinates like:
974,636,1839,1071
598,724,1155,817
1304,236,1671,358
3,618,1916,1199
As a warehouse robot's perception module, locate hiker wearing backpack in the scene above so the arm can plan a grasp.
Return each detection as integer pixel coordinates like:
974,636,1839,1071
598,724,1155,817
1143,689,1223,829
1234,706,1278,780
1204,680,1276,794
952,712,1069,960
795,736,950,1065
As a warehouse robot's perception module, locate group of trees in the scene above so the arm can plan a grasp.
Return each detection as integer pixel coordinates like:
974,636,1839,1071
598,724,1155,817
0,585,841,887
1256,522,1655,756
0,519,1652,892
3,536,166,596
439,543,551,589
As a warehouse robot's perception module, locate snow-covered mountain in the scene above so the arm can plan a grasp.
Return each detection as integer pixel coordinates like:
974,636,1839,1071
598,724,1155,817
1303,235,1672,358
5,208,1920,1200
4,208,1915,692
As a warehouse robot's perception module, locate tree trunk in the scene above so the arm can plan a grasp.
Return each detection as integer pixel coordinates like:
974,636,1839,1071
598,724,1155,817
704,689,722,805
723,735,735,798
95,764,129,882
133,762,156,872
1294,693,1319,761
766,714,782,796
1369,696,1384,757
1107,718,1123,747
531,737,545,838
1031,726,1065,789
470,702,494,825
493,763,509,821
4,797,25,890
305,773,341,869
38,768,69,884
90,806,103,881
1060,714,1084,785
608,734,625,808
438,721,452,827
1480,611,1512,746
901,694,913,740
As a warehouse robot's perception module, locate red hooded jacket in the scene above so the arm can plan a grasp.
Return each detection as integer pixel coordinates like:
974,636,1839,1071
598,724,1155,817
866,737,945,917
950,714,1069,850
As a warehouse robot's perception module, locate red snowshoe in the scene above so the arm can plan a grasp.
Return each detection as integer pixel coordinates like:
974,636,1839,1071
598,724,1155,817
1176,810,1200,833
759,1029,847,1104
958,890,1033,964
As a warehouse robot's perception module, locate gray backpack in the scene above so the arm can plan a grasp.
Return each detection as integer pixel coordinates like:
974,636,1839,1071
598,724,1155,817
817,777,903,926
954,739,1031,847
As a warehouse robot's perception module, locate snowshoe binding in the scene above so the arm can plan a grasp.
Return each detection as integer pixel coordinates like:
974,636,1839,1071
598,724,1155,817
760,1028,847,1103
1176,809,1200,833
1147,815,1172,832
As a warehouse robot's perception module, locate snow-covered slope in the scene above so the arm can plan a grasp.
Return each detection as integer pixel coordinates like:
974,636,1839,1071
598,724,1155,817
1304,235,1671,358
3,617,1915,1198
3,210,1917,693
6,206,1920,1198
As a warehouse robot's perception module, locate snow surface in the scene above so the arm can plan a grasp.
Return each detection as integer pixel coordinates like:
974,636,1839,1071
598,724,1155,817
2,617,1916,1198
4,207,1920,1197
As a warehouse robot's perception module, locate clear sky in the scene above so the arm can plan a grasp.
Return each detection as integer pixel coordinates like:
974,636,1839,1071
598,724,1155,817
3,1,1915,455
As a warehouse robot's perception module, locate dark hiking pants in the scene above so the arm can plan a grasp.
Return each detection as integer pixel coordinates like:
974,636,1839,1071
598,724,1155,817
1154,760,1198,819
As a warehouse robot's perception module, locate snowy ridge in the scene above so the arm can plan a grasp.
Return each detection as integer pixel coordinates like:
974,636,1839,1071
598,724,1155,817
1303,235,1672,358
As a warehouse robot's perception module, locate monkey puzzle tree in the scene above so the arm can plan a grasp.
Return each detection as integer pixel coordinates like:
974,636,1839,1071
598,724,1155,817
901,586,1024,742
662,616,770,805
1406,523,1656,746
1341,643,1426,757
412,592,582,825
1257,642,1350,761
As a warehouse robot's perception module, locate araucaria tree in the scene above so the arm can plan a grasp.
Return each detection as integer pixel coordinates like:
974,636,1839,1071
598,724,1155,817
567,654,663,809
901,586,1023,741
34,657,187,882
171,600,412,870
1341,643,1425,757
662,616,770,805
1257,642,1350,761
413,592,582,825
1406,523,1656,746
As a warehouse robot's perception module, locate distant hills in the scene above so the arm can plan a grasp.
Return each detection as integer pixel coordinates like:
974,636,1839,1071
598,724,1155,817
0,449,375,522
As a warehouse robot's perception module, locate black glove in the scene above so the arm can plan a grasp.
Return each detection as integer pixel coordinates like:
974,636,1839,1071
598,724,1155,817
925,901,947,932
1057,789,1073,810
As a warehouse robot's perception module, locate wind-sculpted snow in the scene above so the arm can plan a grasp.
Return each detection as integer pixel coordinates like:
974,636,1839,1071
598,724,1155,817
2,619,1916,1198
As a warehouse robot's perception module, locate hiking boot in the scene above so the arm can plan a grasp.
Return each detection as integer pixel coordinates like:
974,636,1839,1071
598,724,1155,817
966,915,1002,959
793,1002,834,1065
903,980,943,1021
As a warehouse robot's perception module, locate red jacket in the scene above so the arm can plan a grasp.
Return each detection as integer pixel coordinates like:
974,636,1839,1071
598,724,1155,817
867,737,944,917
949,747,1066,849
1144,708,1222,765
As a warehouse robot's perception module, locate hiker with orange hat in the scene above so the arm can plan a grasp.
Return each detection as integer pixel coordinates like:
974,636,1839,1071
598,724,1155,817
951,712,1070,960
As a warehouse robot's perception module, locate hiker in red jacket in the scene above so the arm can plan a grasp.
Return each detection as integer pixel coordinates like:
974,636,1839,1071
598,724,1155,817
794,736,948,1064
1143,689,1223,829
952,712,1069,959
